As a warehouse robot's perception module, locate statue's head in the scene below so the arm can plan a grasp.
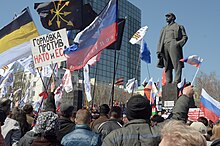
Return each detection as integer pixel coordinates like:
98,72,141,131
165,12,176,23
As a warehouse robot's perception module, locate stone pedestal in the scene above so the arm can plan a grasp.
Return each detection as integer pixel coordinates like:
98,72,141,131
162,83,178,108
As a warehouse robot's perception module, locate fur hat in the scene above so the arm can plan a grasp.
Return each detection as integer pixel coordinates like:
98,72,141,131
126,95,151,120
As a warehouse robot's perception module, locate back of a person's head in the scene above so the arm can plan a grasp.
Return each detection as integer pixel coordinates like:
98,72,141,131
0,98,11,115
59,103,74,118
125,94,151,121
211,125,220,141
75,109,91,125
160,120,207,146
109,106,122,119
23,104,33,114
11,108,30,137
197,117,209,126
99,104,110,115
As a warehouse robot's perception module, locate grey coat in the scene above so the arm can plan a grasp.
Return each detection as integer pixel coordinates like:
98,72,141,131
102,95,191,146
157,22,188,70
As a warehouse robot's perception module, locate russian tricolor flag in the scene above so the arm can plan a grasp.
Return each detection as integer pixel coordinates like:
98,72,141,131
144,78,158,104
65,0,118,71
200,89,220,123
180,55,203,68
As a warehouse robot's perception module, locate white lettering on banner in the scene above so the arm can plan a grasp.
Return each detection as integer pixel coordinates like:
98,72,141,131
30,29,68,68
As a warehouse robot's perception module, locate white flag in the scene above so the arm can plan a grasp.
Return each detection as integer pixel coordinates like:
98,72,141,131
18,55,36,75
129,26,148,44
125,78,138,93
83,64,92,102
54,84,63,108
62,69,73,93
42,65,53,77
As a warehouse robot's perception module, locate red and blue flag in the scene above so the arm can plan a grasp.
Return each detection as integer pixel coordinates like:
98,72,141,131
65,0,118,71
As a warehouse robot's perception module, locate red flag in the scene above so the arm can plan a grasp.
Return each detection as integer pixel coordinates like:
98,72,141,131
39,91,48,99
162,68,166,86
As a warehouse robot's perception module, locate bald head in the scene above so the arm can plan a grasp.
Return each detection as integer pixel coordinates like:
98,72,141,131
75,109,91,125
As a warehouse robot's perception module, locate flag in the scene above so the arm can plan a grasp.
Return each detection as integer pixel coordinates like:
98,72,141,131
18,56,36,75
200,89,220,123
54,84,63,108
140,39,151,63
144,78,158,104
115,77,124,85
87,52,102,66
125,78,138,93
65,0,118,71
162,68,166,86
62,69,73,93
41,65,53,77
0,8,39,68
106,18,126,50
82,3,98,29
34,1,97,31
129,25,148,44
142,77,148,86
177,78,186,96
180,55,203,68
2,66,9,73
83,64,92,102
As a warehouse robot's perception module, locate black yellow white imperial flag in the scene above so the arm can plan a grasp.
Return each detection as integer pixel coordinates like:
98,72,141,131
0,7,39,68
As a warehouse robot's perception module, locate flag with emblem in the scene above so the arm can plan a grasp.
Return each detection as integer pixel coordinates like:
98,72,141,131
129,25,148,44
34,1,97,31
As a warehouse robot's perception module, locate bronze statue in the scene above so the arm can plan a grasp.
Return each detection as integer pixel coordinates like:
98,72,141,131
157,13,188,84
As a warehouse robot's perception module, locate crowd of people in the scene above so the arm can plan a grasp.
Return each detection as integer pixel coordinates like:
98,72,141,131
0,85,220,146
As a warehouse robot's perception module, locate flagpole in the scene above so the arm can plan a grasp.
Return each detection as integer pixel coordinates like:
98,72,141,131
146,63,151,79
110,47,118,107
32,63,57,126
191,67,200,85
131,57,141,96
91,63,98,109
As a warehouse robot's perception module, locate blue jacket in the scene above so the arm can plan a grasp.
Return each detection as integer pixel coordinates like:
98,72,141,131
61,124,102,146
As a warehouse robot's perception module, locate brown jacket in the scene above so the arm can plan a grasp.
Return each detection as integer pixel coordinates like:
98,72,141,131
90,115,108,130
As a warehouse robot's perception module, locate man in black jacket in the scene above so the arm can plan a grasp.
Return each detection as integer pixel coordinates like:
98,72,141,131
57,103,75,141
94,106,123,141
102,85,194,146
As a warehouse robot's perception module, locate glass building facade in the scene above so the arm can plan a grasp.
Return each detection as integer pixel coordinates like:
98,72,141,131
84,0,141,85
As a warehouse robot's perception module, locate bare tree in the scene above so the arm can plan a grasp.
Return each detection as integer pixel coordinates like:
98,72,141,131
195,72,220,103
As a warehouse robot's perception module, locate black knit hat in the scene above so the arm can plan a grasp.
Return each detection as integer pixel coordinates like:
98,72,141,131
126,95,151,120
